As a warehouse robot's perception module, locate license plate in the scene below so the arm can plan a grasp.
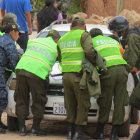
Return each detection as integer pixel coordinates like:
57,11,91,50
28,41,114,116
53,102,66,114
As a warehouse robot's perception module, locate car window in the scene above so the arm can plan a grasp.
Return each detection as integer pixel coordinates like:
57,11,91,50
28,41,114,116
37,31,67,38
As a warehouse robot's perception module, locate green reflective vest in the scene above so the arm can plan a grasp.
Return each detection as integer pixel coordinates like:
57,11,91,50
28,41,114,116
0,31,4,36
58,29,85,72
92,35,127,67
16,37,58,80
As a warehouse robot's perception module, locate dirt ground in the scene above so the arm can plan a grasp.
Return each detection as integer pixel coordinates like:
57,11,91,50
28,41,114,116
1,112,138,140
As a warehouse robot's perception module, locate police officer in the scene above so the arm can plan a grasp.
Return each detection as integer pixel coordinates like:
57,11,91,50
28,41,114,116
14,29,61,136
108,16,140,72
89,28,128,140
0,13,18,82
0,23,19,133
108,16,140,109
58,17,98,140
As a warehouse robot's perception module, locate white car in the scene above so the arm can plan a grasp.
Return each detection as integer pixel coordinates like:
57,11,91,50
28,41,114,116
6,22,138,137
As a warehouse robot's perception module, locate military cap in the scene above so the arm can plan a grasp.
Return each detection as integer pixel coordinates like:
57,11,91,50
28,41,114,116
7,23,19,32
47,29,61,39
2,13,17,25
72,16,85,24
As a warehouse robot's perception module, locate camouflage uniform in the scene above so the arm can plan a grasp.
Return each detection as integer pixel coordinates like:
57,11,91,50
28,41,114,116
0,34,18,115
0,13,18,82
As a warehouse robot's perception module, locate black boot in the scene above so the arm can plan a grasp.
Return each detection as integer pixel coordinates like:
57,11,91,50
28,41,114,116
18,119,27,136
92,123,105,140
31,119,47,136
0,122,7,129
67,123,74,139
110,125,120,140
72,125,90,140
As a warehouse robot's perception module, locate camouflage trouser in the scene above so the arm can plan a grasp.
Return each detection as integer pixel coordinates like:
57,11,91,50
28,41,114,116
0,73,8,115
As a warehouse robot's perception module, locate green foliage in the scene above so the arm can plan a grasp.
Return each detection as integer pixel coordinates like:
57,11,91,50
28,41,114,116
31,0,45,13
68,0,84,14
30,0,85,17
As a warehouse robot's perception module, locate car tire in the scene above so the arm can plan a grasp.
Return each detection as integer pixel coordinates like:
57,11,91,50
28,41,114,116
7,116,19,131
118,118,130,137
131,107,139,124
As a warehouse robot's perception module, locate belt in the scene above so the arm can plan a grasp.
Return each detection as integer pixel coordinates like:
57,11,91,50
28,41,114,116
73,71,83,76
107,64,125,69
63,71,83,76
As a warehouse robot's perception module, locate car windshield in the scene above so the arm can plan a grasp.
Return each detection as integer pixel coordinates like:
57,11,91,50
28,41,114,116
37,31,67,38
37,31,111,38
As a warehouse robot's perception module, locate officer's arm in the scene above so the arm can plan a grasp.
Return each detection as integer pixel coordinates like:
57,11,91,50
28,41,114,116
0,0,6,17
4,43,19,71
81,32,97,64
25,11,32,35
1,9,5,17
57,45,61,63
124,34,140,70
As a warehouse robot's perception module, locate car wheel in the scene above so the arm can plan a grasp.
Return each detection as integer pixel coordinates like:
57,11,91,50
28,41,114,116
7,116,19,131
118,117,130,137
131,107,139,124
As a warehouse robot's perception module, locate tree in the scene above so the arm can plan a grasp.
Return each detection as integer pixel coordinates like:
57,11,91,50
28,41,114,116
116,0,124,15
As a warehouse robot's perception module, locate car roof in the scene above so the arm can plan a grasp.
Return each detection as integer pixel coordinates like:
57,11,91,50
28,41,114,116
41,23,112,35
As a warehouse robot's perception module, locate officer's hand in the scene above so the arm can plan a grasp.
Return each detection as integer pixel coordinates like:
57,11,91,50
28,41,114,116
28,27,32,35
138,119,140,125
98,68,108,75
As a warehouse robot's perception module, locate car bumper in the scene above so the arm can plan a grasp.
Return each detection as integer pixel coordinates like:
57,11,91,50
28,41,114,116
7,89,130,123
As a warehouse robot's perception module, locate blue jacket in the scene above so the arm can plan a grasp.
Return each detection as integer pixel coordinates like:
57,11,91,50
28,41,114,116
0,34,18,73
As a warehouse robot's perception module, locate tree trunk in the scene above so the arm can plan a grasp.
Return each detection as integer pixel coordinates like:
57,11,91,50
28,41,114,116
116,0,124,15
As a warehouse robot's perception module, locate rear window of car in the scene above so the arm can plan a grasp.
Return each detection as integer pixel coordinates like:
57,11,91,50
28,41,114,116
36,30,111,38
37,31,67,38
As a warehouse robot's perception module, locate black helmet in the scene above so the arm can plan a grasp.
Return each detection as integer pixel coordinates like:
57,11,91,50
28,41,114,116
108,16,129,32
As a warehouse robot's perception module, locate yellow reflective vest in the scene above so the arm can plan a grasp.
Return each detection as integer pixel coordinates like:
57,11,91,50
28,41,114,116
58,29,85,72
16,37,58,80
92,35,127,67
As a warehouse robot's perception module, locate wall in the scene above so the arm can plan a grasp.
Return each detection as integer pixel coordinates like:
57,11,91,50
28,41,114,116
86,0,140,17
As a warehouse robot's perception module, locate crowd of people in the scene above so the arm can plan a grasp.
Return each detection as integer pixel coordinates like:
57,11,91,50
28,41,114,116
0,0,140,140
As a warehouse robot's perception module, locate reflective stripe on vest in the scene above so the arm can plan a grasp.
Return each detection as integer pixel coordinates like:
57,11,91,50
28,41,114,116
58,29,85,72
16,37,57,80
29,40,57,56
92,35,127,67
23,54,51,71
62,61,82,65
61,48,83,53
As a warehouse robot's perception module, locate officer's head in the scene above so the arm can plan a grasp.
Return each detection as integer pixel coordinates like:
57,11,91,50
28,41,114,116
47,29,61,43
90,28,103,38
108,16,129,37
71,16,86,30
108,35,120,42
2,23,19,41
2,13,17,27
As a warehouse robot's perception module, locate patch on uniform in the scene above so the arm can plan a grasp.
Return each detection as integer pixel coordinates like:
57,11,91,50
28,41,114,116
12,24,17,29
